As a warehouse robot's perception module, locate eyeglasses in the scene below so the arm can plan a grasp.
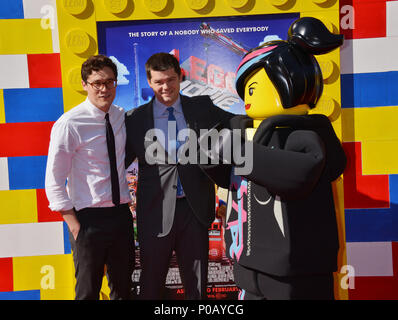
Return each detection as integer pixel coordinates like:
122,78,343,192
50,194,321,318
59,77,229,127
86,79,117,90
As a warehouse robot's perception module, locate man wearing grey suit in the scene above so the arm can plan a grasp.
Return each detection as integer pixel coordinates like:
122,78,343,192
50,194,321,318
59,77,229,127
125,53,233,299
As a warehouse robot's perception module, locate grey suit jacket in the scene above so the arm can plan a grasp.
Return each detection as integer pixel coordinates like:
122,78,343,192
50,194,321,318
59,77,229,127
125,95,233,239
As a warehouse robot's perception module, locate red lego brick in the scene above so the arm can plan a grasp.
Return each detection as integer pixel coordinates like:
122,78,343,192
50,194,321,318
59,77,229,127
0,122,54,157
340,0,386,39
0,258,13,292
36,188,63,222
343,142,390,209
27,53,62,88
349,275,398,300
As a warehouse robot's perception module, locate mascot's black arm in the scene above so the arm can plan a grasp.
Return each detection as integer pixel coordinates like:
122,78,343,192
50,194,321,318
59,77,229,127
198,114,346,199
240,129,326,200
238,114,346,200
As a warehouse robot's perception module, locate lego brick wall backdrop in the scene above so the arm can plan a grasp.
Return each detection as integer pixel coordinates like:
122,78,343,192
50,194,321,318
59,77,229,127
340,0,398,299
0,0,397,300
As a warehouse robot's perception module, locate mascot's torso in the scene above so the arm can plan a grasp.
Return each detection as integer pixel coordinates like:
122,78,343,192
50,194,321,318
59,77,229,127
224,122,340,277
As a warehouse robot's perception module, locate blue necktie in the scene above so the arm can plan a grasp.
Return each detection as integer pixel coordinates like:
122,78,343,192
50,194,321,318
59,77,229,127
166,107,183,197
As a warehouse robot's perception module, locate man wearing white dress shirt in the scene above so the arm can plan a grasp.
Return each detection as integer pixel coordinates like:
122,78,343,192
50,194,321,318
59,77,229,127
45,55,134,300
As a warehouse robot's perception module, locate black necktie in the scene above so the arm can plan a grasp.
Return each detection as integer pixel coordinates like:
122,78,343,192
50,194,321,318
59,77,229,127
105,113,120,206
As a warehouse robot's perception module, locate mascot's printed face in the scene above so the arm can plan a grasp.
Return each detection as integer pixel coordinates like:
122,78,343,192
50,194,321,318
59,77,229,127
243,67,309,121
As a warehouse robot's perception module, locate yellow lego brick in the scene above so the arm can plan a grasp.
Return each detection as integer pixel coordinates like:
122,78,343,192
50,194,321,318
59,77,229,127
333,178,346,246
342,107,398,142
342,106,398,173
301,8,341,34
331,177,348,300
332,116,343,140
0,190,37,224
13,252,110,300
310,51,342,126
100,272,111,300
0,19,53,54
57,0,98,112
303,9,342,122
310,94,342,123
0,90,5,124
13,254,75,300
362,140,398,175
94,0,339,21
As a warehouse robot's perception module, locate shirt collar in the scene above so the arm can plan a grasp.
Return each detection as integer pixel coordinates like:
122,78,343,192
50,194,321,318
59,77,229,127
153,95,182,117
84,98,115,119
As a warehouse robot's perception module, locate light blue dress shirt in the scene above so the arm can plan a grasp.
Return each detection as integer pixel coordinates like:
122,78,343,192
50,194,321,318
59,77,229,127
153,96,187,197
153,95,188,153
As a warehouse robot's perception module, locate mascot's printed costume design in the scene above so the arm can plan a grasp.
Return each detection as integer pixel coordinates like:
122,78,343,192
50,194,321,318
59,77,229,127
204,17,347,300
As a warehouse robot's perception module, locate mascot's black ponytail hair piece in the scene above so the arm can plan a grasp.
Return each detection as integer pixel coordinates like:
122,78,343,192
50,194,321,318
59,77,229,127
235,17,344,109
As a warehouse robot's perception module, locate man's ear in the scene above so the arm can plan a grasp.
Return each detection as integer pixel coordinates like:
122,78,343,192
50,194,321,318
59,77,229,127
81,80,88,92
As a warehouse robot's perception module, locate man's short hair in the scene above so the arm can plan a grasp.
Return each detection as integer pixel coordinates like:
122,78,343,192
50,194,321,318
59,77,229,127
145,52,181,80
81,55,118,83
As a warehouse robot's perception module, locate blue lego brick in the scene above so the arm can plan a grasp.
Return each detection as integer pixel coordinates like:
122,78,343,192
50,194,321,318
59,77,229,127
0,290,40,300
3,88,63,123
341,71,398,108
8,156,47,190
0,0,24,19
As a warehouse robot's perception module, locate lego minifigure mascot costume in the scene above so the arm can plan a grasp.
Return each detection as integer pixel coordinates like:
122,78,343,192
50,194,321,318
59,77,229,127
201,17,346,300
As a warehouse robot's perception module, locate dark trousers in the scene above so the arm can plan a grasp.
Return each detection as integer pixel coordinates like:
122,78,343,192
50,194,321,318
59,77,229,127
68,204,135,300
139,198,209,300
234,263,335,300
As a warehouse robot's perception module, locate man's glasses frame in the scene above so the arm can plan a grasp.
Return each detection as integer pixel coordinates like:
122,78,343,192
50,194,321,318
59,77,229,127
86,79,117,90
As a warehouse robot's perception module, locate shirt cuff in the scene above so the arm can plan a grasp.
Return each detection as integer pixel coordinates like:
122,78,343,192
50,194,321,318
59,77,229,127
48,200,74,213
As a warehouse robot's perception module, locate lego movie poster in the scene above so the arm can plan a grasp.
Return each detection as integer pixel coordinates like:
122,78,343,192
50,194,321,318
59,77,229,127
97,13,299,299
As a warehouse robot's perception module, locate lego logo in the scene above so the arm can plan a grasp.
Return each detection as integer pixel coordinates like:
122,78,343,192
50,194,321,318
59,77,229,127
312,95,340,122
186,0,208,10
62,0,88,15
318,60,335,81
65,29,90,54
144,0,168,12
104,0,129,14
68,67,84,92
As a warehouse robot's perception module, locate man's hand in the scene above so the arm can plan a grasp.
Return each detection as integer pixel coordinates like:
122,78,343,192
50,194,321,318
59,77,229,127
61,209,81,241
